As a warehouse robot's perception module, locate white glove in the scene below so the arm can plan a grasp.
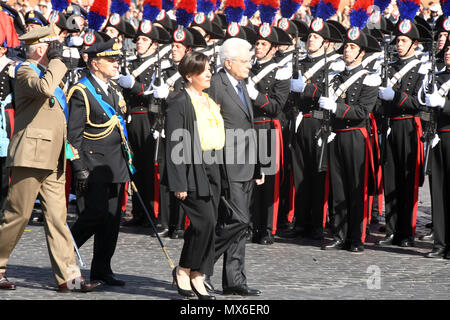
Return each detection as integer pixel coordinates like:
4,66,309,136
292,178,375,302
425,92,446,108
246,80,259,100
153,83,170,99
153,130,160,140
379,86,395,101
290,76,306,93
118,74,135,89
318,96,337,113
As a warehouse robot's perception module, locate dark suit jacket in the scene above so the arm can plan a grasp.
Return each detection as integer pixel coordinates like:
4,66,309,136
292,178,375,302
207,69,258,182
67,73,130,183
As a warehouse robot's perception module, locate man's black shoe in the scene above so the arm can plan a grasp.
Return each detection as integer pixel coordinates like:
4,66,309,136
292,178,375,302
278,229,302,239
92,274,125,286
222,285,261,296
150,226,169,238
170,229,184,239
258,234,274,245
203,275,215,293
349,244,364,253
398,239,414,248
425,222,433,229
425,248,445,259
375,234,394,246
419,231,434,241
444,251,450,260
321,239,344,250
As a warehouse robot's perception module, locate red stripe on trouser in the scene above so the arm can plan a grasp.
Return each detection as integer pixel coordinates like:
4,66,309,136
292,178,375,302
412,117,424,236
154,163,160,218
6,109,14,138
323,168,329,228
337,127,374,243
122,182,129,212
287,170,295,223
65,160,71,209
185,216,190,230
369,113,383,216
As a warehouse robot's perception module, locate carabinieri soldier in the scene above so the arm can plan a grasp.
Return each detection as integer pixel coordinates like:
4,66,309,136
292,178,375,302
320,19,381,253
117,21,171,228
376,7,431,248
247,22,291,245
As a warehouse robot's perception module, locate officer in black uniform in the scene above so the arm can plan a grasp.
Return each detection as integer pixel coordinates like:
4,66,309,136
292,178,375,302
247,23,291,245
320,26,381,252
67,38,130,286
157,27,207,239
282,19,343,240
117,21,171,228
376,17,431,248
423,36,450,259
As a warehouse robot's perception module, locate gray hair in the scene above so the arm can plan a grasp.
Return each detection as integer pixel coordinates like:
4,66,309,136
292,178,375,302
219,37,252,67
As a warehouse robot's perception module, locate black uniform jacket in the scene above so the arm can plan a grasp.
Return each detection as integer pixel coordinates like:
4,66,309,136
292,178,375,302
67,73,130,183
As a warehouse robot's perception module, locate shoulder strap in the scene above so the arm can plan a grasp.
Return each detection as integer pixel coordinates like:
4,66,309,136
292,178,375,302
332,69,369,100
131,45,172,78
251,63,279,84
388,59,421,87
302,54,341,82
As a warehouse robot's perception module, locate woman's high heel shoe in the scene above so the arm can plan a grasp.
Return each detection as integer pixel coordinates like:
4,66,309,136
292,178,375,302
172,267,195,298
190,280,216,300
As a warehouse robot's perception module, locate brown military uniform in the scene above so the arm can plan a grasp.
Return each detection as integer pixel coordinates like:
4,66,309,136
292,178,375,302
0,25,81,286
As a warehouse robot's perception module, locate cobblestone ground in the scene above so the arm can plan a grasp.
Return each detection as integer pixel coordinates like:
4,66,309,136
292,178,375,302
1,177,449,301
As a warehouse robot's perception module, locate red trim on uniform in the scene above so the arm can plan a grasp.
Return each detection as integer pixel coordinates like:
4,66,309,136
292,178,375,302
287,170,295,223
303,113,312,118
323,168,329,228
122,182,129,212
154,162,160,218
6,109,14,137
311,84,318,99
130,111,149,114
412,116,424,236
369,113,383,216
185,216,190,230
258,94,269,109
342,104,351,119
438,129,450,132
137,84,145,96
399,92,408,106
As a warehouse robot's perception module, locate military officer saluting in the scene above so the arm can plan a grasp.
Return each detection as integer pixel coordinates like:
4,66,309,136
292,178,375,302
0,25,100,292
67,36,130,286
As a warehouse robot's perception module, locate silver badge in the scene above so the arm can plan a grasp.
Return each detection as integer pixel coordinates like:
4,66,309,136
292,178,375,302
369,11,381,24
311,18,324,32
174,28,186,42
398,19,412,34
227,23,240,37
156,10,166,21
83,32,96,46
109,13,121,26
239,15,248,26
194,12,206,24
347,27,361,41
444,18,450,31
259,23,272,38
140,20,152,34
278,18,289,31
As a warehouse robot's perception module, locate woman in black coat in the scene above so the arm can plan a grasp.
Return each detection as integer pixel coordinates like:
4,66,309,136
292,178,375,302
164,52,225,300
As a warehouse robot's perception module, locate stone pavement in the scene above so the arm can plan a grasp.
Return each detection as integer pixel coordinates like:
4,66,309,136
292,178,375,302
1,177,449,301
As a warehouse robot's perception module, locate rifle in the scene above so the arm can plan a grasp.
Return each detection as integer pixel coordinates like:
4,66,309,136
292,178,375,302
379,32,392,166
287,32,301,152
313,48,331,173
420,27,438,176
211,43,218,75
150,47,165,164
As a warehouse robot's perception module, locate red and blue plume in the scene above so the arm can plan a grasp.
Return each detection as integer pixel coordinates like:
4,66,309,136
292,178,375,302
110,0,131,16
309,0,321,17
349,0,373,29
224,0,246,23
441,0,450,17
397,0,420,21
51,0,71,12
280,0,302,18
143,0,162,21
258,0,280,24
244,0,260,17
316,0,341,20
87,0,109,31
197,0,216,13
374,0,391,13
176,0,197,27
215,0,222,10
162,0,174,11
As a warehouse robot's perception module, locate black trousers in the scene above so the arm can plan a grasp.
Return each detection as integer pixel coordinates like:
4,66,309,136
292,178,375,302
178,163,220,276
329,130,369,246
127,112,155,220
215,180,254,289
71,182,125,279
431,132,450,250
291,117,327,231
383,118,421,240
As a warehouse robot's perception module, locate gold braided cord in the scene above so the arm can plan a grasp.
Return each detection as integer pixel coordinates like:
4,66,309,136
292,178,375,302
67,84,118,141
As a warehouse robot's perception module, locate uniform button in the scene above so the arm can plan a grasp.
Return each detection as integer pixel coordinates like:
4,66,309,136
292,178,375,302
89,151,93,154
